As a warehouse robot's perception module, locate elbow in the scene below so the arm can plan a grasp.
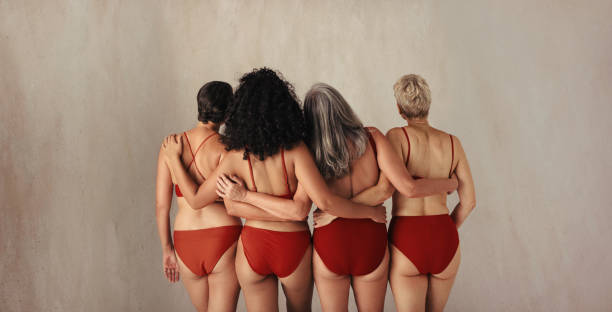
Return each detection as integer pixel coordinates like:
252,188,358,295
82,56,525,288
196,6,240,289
290,204,312,221
155,205,170,218
399,181,418,198
316,197,335,213
464,200,476,212
381,183,395,200
225,202,238,216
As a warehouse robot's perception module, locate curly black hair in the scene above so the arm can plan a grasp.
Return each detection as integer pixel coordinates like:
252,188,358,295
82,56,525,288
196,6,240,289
197,81,233,123
222,68,306,160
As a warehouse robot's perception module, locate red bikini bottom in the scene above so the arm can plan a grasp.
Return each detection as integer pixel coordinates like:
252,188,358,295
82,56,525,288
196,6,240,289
313,218,387,276
240,226,311,278
389,214,459,275
173,225,242,276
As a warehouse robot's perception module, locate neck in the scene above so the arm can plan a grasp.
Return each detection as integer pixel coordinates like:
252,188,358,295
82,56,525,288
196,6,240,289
197,121,220,132
406,118,429,127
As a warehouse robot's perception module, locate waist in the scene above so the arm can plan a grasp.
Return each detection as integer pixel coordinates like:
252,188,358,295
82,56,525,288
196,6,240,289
244,219,309,232
174,202,241,230
390,213,452,225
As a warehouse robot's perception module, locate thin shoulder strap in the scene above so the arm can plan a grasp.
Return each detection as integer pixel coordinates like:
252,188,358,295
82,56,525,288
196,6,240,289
281,148,291,195
400,127,411,166
193,132,218,157
183,132,196,168
449,134,455,177
246,153,258,192
365,128,378,156
191,132,218,179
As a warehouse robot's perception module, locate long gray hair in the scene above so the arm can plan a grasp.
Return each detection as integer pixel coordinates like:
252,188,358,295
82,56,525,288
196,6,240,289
303,83,368,179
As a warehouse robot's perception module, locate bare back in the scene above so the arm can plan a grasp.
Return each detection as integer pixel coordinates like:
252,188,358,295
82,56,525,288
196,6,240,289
390,125,457,216
221,148,308,232
170,127,241,230
325,134,379,201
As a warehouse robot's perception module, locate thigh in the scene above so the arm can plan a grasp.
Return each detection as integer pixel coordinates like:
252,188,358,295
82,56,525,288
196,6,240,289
312,248,350,312
235,237,279,312
352,247,389,312
389,245,428,312
176,252,209,312
428,247,461,312
207,241,241,312
279,244,314,312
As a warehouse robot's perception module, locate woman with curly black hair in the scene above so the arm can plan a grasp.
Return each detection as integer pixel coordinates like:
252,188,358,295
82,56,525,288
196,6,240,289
155,81,242,311
163,68,386,312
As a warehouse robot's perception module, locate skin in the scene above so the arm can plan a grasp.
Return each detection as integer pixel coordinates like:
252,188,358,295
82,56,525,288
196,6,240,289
218,127,458,312
361,109,476,312
155,122,242,312
163,134,387,312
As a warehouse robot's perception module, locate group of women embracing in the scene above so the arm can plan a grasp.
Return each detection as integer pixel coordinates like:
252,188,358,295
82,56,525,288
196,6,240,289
155,68,476,312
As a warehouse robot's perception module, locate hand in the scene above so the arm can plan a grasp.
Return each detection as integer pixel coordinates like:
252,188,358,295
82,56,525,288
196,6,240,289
216,174,247,201
162,248,180,283
161,134,182,159
448,173,458,194
370,205,387,224
313,209,338,228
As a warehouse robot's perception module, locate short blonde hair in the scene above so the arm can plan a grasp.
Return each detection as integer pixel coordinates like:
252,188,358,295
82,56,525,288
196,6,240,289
393,74,431,119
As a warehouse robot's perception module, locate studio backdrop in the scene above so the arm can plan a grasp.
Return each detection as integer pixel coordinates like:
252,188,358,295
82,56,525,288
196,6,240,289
1,0,611,311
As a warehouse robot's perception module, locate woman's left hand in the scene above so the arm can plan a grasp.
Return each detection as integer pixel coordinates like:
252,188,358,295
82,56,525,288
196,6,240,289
216,174,247,201
161,134,182,159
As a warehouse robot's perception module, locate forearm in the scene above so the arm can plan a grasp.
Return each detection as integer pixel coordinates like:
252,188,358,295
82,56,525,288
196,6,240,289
241,191,309,221
224,199,294,222
167,156,215,209
396,177,455,198
155,207,173,251
351,176,394,206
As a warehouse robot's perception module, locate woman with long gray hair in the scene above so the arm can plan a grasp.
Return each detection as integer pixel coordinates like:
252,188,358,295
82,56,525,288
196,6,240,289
218,82,458,311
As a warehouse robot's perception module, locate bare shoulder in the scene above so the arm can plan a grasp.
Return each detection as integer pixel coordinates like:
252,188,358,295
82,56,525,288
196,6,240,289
386,126,405,137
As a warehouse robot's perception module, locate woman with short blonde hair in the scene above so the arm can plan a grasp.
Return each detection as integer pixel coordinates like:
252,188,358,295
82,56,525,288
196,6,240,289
368,74,476,311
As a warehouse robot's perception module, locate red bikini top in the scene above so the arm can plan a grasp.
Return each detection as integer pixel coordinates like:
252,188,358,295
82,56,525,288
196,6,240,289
400,127,454,179
246,148,294,199
175,131,218,197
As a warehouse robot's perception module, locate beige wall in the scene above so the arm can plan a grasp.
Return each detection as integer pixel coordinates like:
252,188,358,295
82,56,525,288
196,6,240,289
2,0,612,311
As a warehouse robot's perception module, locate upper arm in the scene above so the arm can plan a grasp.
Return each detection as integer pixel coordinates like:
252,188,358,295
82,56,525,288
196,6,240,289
453,136,476,206
156,146,173,211
291,142,336,209
368,128,417,193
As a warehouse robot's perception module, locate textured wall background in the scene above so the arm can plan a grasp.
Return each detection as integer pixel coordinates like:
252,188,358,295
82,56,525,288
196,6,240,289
2,1,612,311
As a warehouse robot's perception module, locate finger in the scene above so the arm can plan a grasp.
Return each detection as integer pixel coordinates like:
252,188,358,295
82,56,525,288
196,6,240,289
231,175,244,186
221,174,233,186
174,269,179,282
216,189,226,198
217,180,228,191
217,174,229,187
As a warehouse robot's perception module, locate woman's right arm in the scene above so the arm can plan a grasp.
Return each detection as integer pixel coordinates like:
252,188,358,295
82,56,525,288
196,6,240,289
155,146,179,283
449,136,476,228
292,142,386,223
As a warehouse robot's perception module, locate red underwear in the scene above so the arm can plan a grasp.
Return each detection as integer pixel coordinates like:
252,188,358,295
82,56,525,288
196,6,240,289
173,225,242,276
240,226,311,278
313,218,387,276
389,214,459,275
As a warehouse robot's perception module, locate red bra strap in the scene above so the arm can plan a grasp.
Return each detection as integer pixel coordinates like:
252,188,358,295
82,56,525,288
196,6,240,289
365,128,377,156
400,127,410,165
449,134,455,177
246,153,258,192
191,132,218,179
281,148,291,195
183,132,196,168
